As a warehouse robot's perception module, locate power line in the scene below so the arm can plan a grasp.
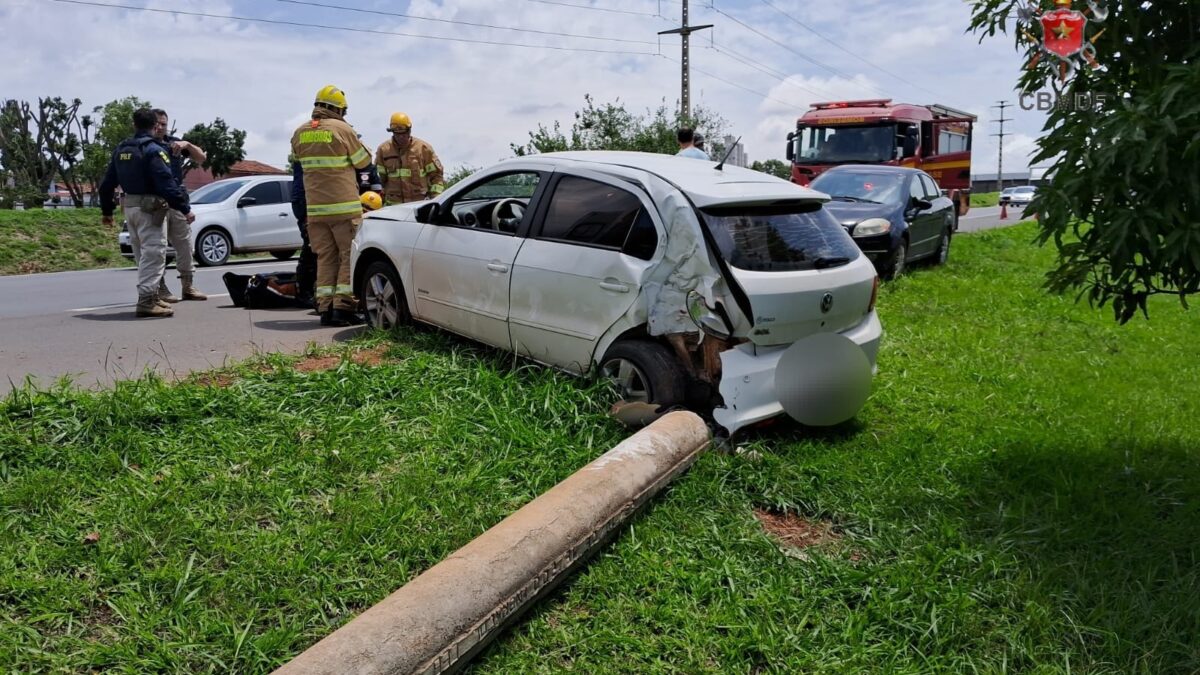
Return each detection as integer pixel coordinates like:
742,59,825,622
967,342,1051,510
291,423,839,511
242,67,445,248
705,40,839,100
703,3,890,100
754,0,943,100
46,0,659,55
660,55,803,110
524,0,662,18
276,0,657,45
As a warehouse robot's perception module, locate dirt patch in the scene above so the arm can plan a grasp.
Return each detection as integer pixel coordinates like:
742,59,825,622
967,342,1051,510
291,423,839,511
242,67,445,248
351,344,390,367
17,260,46,275
194,373,237,388
294,354,342,373
755,509,844,558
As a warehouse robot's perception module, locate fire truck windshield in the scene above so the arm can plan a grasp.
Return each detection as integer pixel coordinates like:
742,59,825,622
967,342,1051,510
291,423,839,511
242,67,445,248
794,124,897,164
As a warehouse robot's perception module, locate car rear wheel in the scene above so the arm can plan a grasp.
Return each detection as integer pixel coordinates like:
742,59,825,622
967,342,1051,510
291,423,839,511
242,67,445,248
600,340,687,408
933,226,951,266
362,260,409,330
196,228,231,266
270,249,296,260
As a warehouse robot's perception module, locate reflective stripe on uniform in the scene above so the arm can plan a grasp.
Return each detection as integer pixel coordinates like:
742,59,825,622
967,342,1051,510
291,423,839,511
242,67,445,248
300,155,352,169
307,200,362,217
350,147,370,165
430,183,445,194
315,286,335,298
422,162,438,176
334,284,354,295
395,168,412,178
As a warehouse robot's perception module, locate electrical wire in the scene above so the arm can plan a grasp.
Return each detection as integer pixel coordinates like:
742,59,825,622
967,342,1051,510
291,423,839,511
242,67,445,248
275,0,657,45
705,40,839,100
523,0,661,18
46,0,660,55
659,54,805,109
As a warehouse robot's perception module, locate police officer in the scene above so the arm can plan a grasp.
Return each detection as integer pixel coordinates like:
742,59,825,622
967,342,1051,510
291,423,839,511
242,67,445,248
152,108,208,303
99,107,194,318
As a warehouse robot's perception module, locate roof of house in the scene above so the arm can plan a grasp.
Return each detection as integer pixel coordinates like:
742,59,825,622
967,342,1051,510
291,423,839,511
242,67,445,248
185,160,287,191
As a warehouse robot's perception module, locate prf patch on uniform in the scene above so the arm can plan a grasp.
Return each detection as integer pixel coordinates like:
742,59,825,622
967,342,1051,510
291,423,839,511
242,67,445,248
299,130,334,144
119,152,132,161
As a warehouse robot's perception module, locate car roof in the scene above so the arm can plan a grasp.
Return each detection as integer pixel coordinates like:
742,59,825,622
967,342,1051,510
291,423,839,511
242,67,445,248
502,151,826,207
818,164,920,176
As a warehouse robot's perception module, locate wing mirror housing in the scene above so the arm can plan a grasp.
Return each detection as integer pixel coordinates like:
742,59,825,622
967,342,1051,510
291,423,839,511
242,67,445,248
687,290,734,340
911,196,933,210
415,201,440,224
785,131,796,162
236,196,257,208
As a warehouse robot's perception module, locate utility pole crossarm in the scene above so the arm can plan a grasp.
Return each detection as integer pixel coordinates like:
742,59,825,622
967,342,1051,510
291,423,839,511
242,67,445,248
659,0,712,120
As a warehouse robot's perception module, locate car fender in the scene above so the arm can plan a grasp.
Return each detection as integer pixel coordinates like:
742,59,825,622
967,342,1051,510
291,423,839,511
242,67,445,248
352,217,423,317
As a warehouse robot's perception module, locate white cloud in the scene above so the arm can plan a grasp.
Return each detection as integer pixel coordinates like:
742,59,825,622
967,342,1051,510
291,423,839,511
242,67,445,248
1,0,1048,177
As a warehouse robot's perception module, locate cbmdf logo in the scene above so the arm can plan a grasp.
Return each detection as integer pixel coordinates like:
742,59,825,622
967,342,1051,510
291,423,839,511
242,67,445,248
1019,0,1109,85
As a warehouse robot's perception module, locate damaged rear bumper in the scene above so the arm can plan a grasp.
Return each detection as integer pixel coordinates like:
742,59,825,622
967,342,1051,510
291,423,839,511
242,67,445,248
712,311,882,435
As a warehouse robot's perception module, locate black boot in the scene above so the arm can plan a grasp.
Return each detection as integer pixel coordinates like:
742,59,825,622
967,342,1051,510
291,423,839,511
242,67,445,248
327,308,364,327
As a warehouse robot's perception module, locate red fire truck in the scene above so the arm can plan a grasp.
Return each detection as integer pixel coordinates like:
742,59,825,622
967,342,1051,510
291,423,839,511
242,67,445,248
786,99,976,216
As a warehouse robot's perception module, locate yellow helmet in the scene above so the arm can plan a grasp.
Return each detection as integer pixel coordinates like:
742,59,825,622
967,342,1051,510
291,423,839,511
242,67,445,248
314,85,348,110
360,191,383,211
388,112,412,132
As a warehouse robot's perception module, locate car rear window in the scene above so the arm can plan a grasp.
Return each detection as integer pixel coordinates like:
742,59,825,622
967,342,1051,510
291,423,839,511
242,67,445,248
701,202,860,272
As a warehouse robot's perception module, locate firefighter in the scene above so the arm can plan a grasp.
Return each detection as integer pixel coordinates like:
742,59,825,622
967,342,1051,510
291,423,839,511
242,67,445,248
375,112,445,204
289,85,377,327
99,107,194,318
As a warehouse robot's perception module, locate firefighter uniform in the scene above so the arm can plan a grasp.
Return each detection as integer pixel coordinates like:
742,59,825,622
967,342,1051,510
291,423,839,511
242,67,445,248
376,133,445,204
289,86,375,322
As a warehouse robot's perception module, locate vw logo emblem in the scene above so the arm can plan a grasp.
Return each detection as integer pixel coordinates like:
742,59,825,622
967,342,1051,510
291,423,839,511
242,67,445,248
820,292,833,314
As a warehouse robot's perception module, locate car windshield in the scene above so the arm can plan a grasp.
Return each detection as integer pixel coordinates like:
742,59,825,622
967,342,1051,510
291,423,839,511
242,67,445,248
459,173,539,200
795,124,897,164
190,180,249,205
701,202,861,272
1013,187,1035,193
810,171,905,205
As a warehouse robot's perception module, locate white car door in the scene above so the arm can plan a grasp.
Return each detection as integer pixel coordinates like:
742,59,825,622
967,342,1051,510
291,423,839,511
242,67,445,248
236,180,293,248
508,171,661,373
409,170,547,351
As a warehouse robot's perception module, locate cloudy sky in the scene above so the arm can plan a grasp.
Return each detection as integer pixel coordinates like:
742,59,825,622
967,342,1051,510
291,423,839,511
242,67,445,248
1,0,1049,177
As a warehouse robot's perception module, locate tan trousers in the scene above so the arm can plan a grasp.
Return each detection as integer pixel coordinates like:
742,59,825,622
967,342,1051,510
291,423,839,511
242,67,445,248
308,216,360,312
165,208,195,275
123,195,169,297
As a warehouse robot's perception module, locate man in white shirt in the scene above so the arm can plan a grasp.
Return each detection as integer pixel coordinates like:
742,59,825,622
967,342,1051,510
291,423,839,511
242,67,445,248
676,127,710,160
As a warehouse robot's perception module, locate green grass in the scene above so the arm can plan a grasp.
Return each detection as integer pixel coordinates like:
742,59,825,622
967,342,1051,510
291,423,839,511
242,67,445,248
3,223,1198,672
971,191,1000,207
0,208,130,275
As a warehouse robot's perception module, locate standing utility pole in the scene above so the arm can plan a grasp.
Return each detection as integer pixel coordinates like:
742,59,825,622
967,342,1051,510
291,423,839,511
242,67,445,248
990,100,1012,190
658,0,712,120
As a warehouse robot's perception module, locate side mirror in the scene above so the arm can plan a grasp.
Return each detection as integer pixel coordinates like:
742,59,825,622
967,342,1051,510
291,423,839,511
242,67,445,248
785,131,795,162
911,197,933,211
236,196,257,208
415,201,440,224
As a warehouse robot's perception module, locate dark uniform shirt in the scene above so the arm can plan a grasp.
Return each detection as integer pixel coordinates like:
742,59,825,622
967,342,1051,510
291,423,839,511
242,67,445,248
162,135,190,187
98,131,190,217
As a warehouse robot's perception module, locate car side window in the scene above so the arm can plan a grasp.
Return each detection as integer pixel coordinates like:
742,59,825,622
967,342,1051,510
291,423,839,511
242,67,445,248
538,176,653,256
440,171,541,235
920,174,940,199
909,176,925,202
243,182,284,205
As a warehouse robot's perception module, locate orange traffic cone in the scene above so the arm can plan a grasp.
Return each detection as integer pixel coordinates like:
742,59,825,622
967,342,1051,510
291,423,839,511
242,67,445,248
999,202,1008,220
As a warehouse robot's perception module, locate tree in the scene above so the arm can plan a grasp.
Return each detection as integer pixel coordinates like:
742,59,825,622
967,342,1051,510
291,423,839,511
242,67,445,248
445,164,480,188
969,1,1199,323
512,94,727,159
750,159,791,180
183,118,246,178
80,96,152,205
0,97,89,207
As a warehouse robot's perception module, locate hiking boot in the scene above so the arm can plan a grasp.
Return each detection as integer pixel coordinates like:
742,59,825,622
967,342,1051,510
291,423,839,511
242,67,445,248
136,293,174,318
155,298,172,309
158,278,181,304
327,308,365,327
180,273,207,301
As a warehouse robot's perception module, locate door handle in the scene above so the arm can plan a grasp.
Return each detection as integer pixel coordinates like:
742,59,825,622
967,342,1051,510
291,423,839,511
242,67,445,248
486,262,509,273
278,212,289,217
599,280,629,293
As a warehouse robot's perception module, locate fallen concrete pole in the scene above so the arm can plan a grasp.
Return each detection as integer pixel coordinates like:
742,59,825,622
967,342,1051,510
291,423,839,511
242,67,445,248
275,411,710,675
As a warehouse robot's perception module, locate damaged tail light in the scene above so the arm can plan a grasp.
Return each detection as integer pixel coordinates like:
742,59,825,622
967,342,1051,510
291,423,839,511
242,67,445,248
868,275,879,313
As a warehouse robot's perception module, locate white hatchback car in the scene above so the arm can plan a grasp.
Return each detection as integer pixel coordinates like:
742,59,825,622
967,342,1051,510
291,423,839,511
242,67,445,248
118,175,303,266
351,151,883,435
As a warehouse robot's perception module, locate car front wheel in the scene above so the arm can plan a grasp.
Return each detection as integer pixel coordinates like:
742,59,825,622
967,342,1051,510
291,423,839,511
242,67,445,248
361,260,409,330
196,228,231,266
881,238,907,280
933,226,951,266
600,340,687,409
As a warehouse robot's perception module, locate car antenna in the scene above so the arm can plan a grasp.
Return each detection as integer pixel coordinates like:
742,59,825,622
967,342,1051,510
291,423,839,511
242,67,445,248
714,136,741,171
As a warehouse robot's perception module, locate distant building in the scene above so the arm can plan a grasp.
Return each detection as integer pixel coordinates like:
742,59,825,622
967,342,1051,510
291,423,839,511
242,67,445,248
721,135,747,167
971,171,1032,193
184,160,288,191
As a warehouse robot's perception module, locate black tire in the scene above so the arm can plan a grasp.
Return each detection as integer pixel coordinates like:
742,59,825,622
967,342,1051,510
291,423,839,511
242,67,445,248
196,228,231,266
600,340,688,408
270,249,296,261
881,238,908,281
361,260,409,330
932,225,952,266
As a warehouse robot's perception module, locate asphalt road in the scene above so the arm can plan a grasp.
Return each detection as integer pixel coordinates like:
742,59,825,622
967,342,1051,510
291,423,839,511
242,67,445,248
958,205,1027,233
0,258,364,391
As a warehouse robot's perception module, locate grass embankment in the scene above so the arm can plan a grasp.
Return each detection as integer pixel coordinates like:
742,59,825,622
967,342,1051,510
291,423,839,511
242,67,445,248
970,191,1000,207
3,223,1198,672
0,208,127,275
